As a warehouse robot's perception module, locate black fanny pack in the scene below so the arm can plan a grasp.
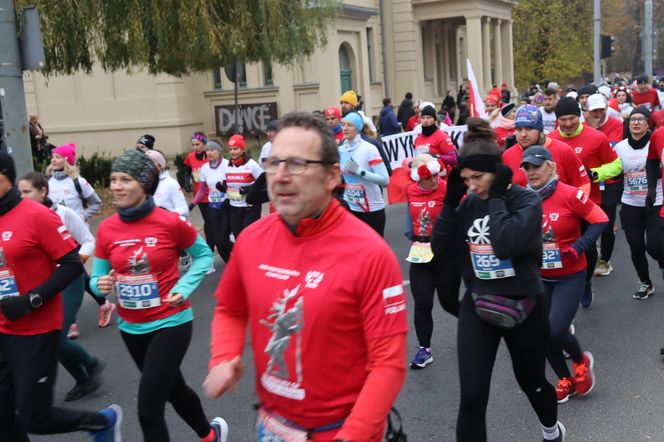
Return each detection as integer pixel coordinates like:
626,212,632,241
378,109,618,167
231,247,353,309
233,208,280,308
471,293,536,329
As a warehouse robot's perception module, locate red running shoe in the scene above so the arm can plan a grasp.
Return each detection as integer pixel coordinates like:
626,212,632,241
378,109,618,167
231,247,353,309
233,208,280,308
555,377,575,403
572,351,595,396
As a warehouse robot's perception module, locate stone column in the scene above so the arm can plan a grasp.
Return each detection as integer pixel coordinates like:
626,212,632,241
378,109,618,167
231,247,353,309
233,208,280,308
465,15,483,92
493,19,503,89
482,17,492,91
501,19,515,93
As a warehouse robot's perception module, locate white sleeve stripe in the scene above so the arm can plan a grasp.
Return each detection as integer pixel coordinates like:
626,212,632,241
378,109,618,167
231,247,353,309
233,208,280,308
383,284,404,299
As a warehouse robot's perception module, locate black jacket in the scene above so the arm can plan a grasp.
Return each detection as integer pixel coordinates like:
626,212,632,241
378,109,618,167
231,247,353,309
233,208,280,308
432,185,544,298
396,99,414,131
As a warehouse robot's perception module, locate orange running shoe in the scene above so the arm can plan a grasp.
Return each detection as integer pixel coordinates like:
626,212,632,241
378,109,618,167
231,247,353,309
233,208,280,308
555,377,576,403
572,351,595,396
98,300,116,328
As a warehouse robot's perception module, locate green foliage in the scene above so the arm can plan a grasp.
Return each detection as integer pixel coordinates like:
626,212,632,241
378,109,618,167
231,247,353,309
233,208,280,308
14,0,340,76
513,0,593,89
173,152,187,189
78,152,114,188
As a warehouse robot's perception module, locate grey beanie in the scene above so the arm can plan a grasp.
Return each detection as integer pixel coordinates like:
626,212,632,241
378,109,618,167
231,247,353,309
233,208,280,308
111,149,159,195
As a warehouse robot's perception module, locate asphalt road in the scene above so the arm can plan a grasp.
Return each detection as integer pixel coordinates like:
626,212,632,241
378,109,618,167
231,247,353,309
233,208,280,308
34,203,664,441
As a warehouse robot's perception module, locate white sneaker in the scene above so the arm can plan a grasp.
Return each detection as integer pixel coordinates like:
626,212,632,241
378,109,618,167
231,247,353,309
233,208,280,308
206,265,216,276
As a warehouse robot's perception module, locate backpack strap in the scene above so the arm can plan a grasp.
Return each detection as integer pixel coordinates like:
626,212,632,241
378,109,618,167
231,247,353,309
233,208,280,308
73,177,88,209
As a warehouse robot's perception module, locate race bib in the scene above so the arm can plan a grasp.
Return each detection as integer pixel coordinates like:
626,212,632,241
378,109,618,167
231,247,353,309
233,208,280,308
625,171,647,195
256,408,309,442
115,274,160,309
541,242,563,269
208,190,226,209
227,187,242,201
406,241,434,263
344,184,366,206
0,269,19,300
469,243,515,280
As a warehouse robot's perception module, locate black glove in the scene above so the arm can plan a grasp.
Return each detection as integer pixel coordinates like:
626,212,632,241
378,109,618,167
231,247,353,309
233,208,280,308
0,296,32,321
503,134,518,150
215,181,228,193
489,163,513,199
239,186,250,195
443,168,468,208
188,203,196,211
645,192,655,209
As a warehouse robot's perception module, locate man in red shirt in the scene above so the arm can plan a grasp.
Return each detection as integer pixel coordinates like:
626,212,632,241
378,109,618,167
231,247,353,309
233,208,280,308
503,105,590,193
324,106,344,143
0,153,121,440
632,74,660,112
549,96,622,308
582,93,625,276
646,126,664,217
204,112,407,441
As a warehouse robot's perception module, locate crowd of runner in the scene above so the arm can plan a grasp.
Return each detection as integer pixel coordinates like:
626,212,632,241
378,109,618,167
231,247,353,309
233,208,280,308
3,74,664,442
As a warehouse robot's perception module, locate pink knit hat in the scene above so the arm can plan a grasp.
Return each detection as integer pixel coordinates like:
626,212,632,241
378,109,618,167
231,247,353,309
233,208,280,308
52,143,76,166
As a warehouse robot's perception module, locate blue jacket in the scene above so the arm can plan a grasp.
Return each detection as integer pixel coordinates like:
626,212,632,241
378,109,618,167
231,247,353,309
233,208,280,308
379,106,401,136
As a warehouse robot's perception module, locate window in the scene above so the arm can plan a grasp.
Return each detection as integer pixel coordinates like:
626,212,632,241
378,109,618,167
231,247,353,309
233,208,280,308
366,28,375,82
339,44,353,93
213,68,222,89
264,59,273,86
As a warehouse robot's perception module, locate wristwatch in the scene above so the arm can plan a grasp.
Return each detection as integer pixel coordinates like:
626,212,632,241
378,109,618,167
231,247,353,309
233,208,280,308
29,292,43,309
360,170,366,177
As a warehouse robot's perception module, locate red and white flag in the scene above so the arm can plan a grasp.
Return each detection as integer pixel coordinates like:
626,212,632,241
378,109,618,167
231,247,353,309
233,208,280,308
466,58,485,118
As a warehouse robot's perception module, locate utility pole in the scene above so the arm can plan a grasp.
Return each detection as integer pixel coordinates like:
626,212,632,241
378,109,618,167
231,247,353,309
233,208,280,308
644,0,653,77
593,0,601,84
0,0,33,176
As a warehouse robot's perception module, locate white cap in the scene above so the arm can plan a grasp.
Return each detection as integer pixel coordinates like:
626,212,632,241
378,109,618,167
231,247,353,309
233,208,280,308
357,110,377,133
597,85,612,100
419,101,435,111
587,93,607,111
566,91,578,99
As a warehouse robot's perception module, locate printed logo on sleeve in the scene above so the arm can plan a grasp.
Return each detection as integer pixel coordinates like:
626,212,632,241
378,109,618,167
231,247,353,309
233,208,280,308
57,225,72,241
382,284,406,315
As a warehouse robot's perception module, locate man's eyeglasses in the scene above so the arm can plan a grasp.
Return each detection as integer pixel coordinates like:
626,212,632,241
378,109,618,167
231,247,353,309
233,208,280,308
261,157,334,174
629,117,647,123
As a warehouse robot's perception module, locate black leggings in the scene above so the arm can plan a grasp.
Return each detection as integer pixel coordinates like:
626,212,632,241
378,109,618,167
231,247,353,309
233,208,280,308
599,180,622,261
229,204,262,238
620,204,664,282
409,256,460,347
351,209,386,237
206,204,233,262
197,202,215,253
544,272,585,379
0,331,107,440
120,322,210,442
457,292,557,441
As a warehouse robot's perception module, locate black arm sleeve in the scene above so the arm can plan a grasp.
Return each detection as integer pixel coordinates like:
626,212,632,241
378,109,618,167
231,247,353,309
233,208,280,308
488,191,543,259
646,159,661,199
33,248,84,301
245,173,269,205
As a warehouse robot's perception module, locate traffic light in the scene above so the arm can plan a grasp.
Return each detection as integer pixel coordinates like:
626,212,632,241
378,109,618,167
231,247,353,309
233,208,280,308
601,35,616,59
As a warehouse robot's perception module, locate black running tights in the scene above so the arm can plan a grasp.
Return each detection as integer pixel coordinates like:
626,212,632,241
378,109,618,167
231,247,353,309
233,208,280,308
620,204,664,282
120,322,210,442
456,292,557,441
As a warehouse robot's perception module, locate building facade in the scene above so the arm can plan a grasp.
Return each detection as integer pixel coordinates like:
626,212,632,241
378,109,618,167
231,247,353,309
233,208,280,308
23,0,516,157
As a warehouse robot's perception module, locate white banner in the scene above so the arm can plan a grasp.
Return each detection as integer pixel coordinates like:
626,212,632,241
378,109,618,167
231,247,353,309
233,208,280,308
381,125,468,170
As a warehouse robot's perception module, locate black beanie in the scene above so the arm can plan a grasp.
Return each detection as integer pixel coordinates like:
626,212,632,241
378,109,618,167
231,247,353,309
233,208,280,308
0,152,16,184
137,134,155,150
630,106,651,121
421,105,437,119
555,97,581,118
578,84,597,98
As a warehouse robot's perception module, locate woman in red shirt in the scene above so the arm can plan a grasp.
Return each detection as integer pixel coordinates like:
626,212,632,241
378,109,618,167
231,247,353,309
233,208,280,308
404,154,448,369
413,106,458,169
522,146,607,404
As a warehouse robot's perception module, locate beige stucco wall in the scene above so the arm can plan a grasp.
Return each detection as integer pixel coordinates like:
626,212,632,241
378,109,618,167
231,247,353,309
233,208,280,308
23,0,515,159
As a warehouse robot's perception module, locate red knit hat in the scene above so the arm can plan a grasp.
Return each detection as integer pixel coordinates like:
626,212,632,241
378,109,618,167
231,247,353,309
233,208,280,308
325,106,342,119
228,134,246,150
52,143,76,166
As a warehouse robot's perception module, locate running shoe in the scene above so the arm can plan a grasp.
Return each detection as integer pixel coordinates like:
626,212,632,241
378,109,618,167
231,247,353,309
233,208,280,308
572,351,595,396
409,347,433,369
634,281,654,300
67,323,80,339
543,421,566,442
208,417,229,442
580,284,594,308
65,360,105,401
555,377,576,403
594,259,613,276
98,300,116,328
90,404,122,442
206,265,216,276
